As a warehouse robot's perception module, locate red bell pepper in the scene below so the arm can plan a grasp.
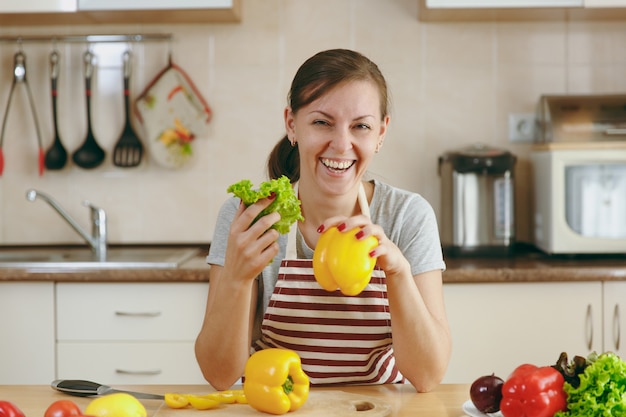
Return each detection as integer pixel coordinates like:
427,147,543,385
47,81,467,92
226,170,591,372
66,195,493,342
500,364,567,417
0,401,25,417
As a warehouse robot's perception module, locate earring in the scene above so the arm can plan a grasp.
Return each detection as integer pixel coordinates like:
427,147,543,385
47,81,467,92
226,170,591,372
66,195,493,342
375,141,383,153
290,137,297,147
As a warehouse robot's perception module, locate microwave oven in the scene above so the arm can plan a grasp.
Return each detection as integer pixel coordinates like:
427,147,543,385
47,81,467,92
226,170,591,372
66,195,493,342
530,143,626,254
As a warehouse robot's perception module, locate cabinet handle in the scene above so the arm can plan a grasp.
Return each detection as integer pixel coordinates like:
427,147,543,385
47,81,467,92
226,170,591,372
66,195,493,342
114,311,161,317
614,304,621,351
115,369,162,375
585,304,593,351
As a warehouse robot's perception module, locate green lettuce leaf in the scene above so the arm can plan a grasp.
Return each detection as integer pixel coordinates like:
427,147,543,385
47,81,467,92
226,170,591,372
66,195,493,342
227,175,304,235
555,352,626,417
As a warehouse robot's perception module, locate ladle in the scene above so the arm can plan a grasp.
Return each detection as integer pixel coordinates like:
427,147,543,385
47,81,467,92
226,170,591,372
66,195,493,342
72,51,105,169
44,51,67,170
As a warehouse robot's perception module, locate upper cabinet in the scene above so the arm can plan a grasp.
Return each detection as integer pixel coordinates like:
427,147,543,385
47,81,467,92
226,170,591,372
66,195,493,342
419,0,626,20
78,0,234,11
0,0,76,12
0,0,241,24
425,0,582,7
584,0,626,6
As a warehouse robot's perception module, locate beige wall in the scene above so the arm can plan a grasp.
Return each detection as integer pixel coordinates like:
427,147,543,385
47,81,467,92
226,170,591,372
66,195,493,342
0,0,624,246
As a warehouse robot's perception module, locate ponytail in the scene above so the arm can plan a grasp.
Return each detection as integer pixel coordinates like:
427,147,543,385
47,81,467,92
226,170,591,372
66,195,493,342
267,135,299,182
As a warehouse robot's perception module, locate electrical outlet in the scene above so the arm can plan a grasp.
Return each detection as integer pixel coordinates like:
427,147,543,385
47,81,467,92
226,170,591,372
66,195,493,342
508,113,536,143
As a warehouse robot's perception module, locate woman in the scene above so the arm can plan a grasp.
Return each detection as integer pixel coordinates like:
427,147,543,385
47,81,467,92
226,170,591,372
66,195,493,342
195,49,451,393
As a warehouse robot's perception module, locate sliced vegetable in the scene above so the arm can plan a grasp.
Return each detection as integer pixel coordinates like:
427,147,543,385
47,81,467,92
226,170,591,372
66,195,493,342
186,395,220,410
313,226,378,296
243,348,310,415
555,352,626,417
203,390,248,404
163,390,247,410
500,363,567,417
164,393,189,409
227,175,304,234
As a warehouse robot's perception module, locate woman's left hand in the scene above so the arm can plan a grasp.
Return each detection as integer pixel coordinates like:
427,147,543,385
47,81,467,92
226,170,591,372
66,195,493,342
318,215,410,278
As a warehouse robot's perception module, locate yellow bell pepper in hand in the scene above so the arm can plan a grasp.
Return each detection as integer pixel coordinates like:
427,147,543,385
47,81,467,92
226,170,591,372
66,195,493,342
313,226,379,296
243,348,310,415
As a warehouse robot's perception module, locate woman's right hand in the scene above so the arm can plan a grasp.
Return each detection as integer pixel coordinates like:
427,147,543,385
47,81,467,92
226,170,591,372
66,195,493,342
223,194,281,282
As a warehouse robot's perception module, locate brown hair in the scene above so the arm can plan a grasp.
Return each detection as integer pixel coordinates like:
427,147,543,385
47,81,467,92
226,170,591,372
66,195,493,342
267,49,389,182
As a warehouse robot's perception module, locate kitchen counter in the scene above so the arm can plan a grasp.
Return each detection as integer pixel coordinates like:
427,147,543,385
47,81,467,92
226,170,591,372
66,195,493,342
0,246,211,282
0,244,624,283
443,244,626,283
0,383,473,417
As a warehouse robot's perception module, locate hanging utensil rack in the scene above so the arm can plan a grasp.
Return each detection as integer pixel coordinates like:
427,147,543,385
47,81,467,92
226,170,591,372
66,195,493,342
0,33,173,45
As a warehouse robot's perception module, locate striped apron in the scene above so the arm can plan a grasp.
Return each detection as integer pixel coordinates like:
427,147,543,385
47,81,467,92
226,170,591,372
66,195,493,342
252,184,404,385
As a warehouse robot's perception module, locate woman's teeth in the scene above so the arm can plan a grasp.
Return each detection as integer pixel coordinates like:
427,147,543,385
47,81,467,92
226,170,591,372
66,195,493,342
321,158,354,171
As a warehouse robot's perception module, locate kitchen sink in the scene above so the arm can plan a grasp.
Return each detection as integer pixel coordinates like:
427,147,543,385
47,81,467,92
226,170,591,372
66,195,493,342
0,246,201,270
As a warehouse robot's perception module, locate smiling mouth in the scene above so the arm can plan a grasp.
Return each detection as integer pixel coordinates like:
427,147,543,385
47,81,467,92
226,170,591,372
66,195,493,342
320,158,355,172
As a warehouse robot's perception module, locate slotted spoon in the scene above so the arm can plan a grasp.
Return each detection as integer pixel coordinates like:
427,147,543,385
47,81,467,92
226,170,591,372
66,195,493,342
112,50,143,167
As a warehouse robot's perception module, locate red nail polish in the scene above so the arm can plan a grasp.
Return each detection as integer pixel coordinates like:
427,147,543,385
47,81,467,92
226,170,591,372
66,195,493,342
337,223,346,231
317,225,325,233
269,192,276,200
355,230,364,240
369,250,376,258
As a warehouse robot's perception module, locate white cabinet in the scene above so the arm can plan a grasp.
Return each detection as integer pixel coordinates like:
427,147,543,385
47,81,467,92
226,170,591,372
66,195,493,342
603,282,626,358
56,282,209,384
584,0,626,6
0,0,76,12
0,0,240,24
443,282,602,383
425,0,582,7
78,0,234,11
0,282,55,384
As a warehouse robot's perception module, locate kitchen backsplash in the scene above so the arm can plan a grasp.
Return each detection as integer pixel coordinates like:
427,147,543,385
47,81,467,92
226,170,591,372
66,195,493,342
0,0,624,246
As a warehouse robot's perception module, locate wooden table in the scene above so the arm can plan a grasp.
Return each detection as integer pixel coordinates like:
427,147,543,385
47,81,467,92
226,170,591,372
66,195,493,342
0,384,474,417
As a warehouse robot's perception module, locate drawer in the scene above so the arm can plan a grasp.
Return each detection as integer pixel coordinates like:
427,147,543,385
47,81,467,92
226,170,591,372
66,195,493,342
57,342,207,384
57,283,208,341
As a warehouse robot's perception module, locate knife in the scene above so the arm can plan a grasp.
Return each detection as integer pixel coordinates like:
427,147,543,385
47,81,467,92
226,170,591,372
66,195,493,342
51,379,164,400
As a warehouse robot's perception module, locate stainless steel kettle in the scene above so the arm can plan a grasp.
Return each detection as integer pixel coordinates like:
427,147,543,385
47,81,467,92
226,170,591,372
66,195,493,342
438,144,516,256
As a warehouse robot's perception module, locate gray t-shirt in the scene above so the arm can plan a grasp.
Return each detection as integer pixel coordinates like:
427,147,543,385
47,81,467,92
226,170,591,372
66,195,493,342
207,180,446,341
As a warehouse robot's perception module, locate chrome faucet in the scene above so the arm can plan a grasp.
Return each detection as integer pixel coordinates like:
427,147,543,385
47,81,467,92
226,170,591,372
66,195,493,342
26,189,107,261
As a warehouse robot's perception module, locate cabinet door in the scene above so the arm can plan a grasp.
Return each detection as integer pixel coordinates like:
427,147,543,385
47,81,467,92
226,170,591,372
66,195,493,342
443,282,602,383
57,342,207,384
603,282,626,358
0,0,76,12
0,282,55,384
78,0,234,11
56,282,208,384
584,0,626,6
425,0,582,7
57,282,208,341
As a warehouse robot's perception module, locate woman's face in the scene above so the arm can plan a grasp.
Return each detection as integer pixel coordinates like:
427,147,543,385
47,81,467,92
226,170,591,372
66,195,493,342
285,80,389,197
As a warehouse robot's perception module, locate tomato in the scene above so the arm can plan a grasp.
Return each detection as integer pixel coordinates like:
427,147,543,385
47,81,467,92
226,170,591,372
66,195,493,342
0,401,25,417
44,400,83,417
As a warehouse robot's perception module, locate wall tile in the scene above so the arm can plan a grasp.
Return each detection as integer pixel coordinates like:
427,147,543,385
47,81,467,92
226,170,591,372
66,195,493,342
0,0,625,247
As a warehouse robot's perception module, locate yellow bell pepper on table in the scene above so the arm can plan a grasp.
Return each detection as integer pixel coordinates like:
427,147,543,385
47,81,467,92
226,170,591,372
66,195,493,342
313,226,379,296
243,348,310,415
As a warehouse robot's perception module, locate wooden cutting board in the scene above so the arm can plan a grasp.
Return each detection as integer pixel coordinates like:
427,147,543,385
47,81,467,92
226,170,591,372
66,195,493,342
156,391,392,417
